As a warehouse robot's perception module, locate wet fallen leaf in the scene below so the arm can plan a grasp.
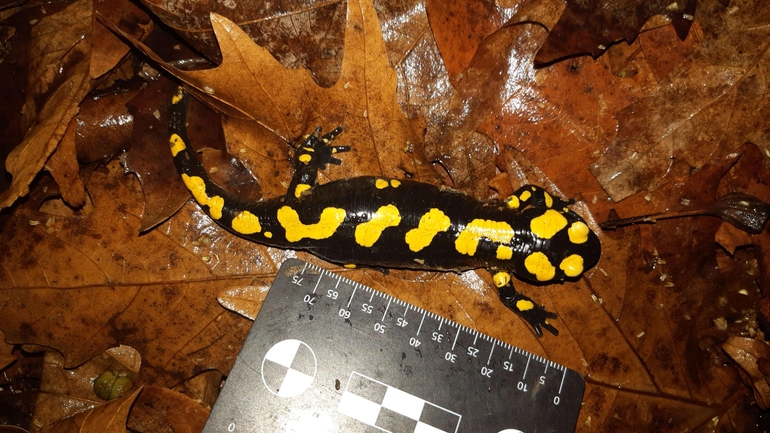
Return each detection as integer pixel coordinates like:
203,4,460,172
125,386,209,433
1,0,769,431
0,0,93,209
535,0,697,66
591,0,770,201
45,119,86,208
0,330,14,370
141,0,347,87
0,161,257,386
40,387,140,433
723,337,770,409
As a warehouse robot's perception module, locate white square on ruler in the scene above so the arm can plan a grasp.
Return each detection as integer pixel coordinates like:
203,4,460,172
338,391,381,426
263,339,300,368
414,421,450,433
381,387,425,420
277,369,314,398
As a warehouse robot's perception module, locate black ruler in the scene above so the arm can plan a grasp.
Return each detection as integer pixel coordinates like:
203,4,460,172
203,259,585,433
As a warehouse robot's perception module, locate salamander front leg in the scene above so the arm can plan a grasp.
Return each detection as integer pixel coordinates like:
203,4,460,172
492,272,559,337
288,127,351,200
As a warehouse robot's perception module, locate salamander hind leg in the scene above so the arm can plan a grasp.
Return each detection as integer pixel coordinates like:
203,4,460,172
503,185,573,212
492,271,559,337
288,127,351,200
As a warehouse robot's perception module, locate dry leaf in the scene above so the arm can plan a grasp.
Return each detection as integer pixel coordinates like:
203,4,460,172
142,0,346,87
1,0,769,430
40,387,140,433
45,119,86,208
108,1,439,188
723,337,770,409
125,386,209,433
591,0,770,201
0,0,94,209
534,0,697,66
0,162,259,386
0,330,14,370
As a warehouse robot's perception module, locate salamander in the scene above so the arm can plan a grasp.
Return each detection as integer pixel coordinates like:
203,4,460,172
168,87,601,337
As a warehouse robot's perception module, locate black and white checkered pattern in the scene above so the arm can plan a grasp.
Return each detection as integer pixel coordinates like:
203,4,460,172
338,372,461,433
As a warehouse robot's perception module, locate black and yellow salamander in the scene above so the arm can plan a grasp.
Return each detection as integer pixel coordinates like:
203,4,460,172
168,87,601,337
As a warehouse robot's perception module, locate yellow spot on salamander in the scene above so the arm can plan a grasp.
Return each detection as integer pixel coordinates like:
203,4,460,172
231,211,262,235
568,221,590,244
530,209,567,239
519,190,532,202
492,272,511,288
455,219,514,256
375,179,389,189
516,299,535,311
344,264,356,269
496,245,513,260
524,252,555,281
390,179,401,188
405,209,451,252
294,184,311,198
560,254,584,277
181,174,224,220
303,147,314,152
299,154,312,164
172,87,184,104
355,205,401,247
277,206,346,242
265,232,272,238
505,195,520,209
169,133,186,157
544,192,553,208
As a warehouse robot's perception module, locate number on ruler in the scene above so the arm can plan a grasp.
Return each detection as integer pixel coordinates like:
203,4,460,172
467,347,479,357
409,337,421,348
362,303,373,314
445,352,457,363
338,308,351,319
374,323,386,334
292,276,303,286
481,366,493,378
432,332,443,343
503,361,514,372
396,318,408,327
327,289,338,299
303,294,316,305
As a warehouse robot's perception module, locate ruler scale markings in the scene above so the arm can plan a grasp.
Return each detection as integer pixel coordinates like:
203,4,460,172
368,291,374,302
438,317,444,330
382,298,391,321
416,310,426,335
559,368,567,394
509,347,513,360
487,343,495,365
451,325,460,350
523,354,531,379
346,285,357,308
312,273,322,293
